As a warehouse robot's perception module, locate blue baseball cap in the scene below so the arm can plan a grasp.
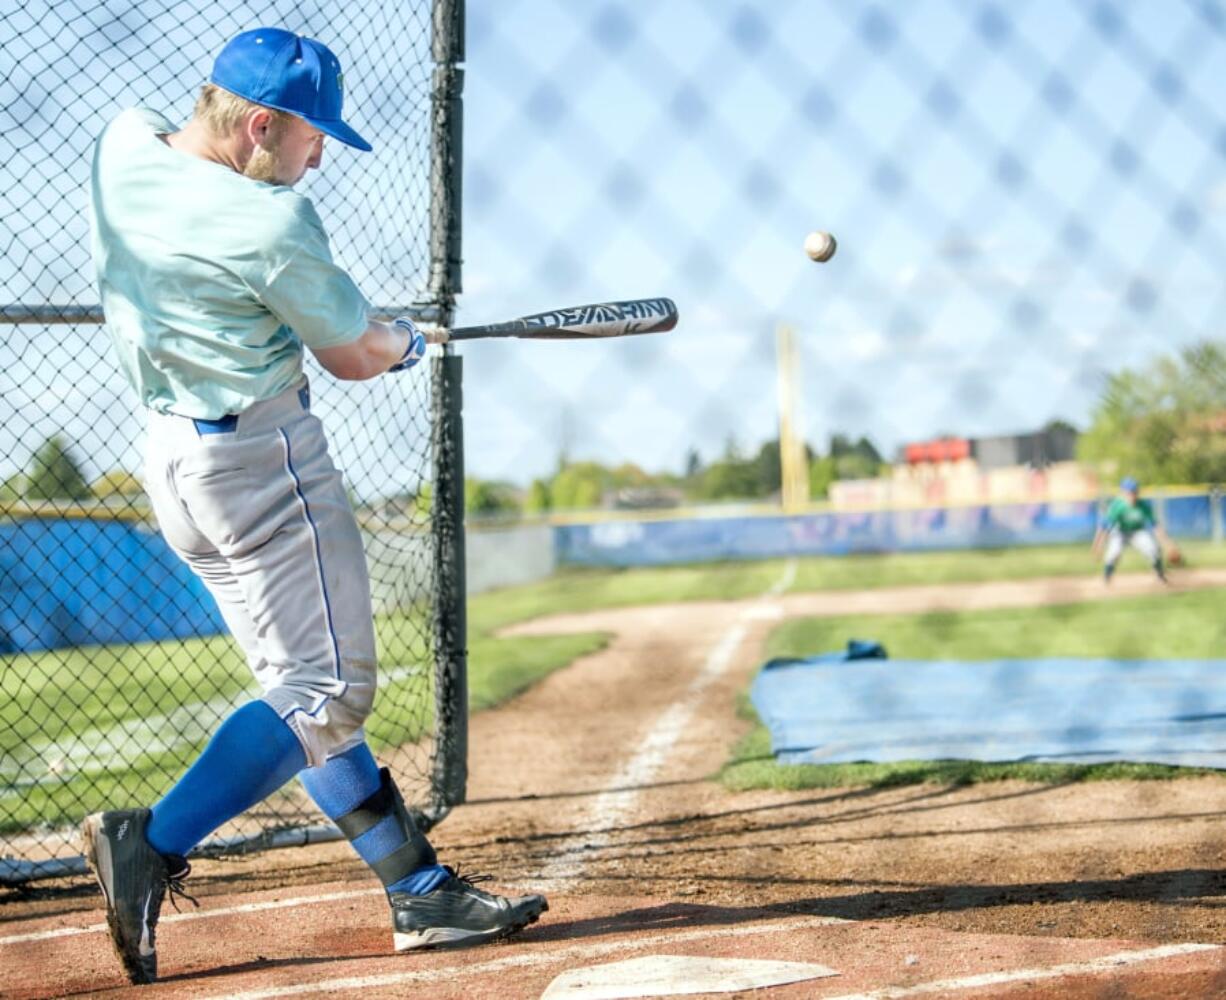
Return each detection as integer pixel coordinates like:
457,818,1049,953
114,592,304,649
1121,476,1139,492
210,28,372,152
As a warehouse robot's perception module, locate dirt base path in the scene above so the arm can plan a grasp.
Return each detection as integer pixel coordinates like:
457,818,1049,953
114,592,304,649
7,569,1226,997
449,569,1226,933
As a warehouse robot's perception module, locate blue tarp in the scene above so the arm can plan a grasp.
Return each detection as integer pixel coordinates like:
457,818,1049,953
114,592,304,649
0,519,225,653
751,643,1226,769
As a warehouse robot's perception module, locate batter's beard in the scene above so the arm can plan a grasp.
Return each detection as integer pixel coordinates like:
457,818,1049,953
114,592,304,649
244,145,290,185
242,117,295,185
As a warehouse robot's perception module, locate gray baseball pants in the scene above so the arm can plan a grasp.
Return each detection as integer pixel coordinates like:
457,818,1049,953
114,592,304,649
1103,527,1161,569
143,381,376,766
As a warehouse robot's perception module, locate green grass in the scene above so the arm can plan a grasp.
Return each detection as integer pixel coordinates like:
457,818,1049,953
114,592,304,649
787,539,1226,590
720,720,1207,791
1,604,608,834
765,587,1226,661
467,540,1226,620
719,588,1226,792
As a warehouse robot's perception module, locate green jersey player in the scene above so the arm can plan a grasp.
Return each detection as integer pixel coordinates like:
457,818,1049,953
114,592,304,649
1091,477,1180,583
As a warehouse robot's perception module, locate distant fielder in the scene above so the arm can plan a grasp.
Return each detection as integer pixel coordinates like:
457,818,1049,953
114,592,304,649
1091,476,1180,584
84,27,544,986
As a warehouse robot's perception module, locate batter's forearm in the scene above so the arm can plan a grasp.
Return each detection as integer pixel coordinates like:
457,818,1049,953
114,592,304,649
311,320,412,380
361,319,413,373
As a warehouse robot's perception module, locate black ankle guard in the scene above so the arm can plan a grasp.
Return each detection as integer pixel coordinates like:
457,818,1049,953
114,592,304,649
334,767,437,887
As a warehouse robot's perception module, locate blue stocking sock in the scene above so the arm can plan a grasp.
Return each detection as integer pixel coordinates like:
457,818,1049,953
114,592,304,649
146,700,306,857
300,742,446,895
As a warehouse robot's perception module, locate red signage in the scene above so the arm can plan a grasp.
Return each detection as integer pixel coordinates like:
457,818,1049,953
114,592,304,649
904,438,971,464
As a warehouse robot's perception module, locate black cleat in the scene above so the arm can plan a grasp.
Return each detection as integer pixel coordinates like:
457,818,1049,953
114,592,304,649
390,867,547,952
81,809,194,984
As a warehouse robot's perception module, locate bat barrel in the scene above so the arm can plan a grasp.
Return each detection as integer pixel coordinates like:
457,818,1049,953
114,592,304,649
445,297,678,341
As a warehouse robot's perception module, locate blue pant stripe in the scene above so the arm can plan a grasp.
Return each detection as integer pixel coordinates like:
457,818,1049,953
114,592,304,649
278,428,343,680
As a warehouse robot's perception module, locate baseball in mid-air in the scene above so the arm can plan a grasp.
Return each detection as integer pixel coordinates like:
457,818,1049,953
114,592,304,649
804,230,837,262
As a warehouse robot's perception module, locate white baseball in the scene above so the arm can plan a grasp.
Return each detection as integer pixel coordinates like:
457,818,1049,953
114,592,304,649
804,230,836,262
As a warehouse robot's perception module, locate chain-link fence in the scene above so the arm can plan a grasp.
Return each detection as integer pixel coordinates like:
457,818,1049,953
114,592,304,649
5,0,1226,890
0,0,467,882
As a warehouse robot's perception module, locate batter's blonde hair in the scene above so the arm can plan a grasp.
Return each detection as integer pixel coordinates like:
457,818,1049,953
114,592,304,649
194,83,292,141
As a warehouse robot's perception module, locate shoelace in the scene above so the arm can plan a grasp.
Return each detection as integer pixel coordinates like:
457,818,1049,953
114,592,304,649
164,858,200,913
446,865,494,888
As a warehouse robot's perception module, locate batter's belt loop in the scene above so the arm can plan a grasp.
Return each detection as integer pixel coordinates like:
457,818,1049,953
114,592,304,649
191,414,239,435
189,385,311,437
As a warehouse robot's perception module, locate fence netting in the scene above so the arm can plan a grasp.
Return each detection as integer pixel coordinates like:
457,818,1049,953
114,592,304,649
1,1,445,880
6,0,1226,888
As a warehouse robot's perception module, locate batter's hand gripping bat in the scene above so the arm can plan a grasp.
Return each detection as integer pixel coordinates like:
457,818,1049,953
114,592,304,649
437,297,677,343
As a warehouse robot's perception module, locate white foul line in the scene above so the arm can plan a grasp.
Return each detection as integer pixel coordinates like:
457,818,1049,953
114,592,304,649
0,888,383,947
534,559,797,885
194,927,1218,1000
766,557,798,595
13,549,1221,999
9,561,799,948
198,913,849,1000
821,942,1220,1000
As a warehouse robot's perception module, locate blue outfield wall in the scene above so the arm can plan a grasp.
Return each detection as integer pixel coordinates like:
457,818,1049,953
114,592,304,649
0,518,225,654
1163,493,1213,537
0,495,1214,650
555,494,1216,567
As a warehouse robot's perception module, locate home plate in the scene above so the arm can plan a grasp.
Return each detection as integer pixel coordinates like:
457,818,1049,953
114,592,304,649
540,955,838,999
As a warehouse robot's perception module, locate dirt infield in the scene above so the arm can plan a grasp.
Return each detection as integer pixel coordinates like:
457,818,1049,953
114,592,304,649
6,569,1226,997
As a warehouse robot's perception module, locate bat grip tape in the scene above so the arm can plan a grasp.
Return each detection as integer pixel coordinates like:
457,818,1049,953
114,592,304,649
334,767,437,887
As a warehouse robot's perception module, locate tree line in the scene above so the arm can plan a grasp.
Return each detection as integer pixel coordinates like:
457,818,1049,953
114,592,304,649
467,434,886,516
1076,341,1226,487
0,436,143,503
470,337,1226,514
9,339,1220,513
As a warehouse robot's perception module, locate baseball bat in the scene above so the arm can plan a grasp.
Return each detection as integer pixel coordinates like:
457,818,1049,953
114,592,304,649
441,297,677,342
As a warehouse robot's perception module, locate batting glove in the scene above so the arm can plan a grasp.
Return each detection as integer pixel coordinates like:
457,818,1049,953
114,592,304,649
388,317,427,372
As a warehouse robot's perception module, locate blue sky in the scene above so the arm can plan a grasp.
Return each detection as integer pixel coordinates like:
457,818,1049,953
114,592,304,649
2,1,1224,491
453,1,1226,483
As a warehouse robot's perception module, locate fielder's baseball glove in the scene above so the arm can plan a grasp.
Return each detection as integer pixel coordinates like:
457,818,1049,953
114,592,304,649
1167,546,1184,567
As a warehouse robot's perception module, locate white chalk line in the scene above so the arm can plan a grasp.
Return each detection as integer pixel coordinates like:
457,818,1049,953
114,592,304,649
0,887,383,947
185,921,1218,1000
9,888,1219,1000
198,913,849,1000
766,557,798,595
12,555,1221,999
822,942,1221,1000
534,558,797,886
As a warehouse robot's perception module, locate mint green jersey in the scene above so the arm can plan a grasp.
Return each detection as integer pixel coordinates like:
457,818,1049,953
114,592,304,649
89,108,369,419
1104,496,1156,534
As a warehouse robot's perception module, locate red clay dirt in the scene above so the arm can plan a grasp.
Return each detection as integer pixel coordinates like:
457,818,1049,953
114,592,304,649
5,569,1226,998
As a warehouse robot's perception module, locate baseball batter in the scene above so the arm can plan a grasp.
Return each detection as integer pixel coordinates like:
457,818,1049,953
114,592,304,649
83,28,544,986
1091,476,1179,584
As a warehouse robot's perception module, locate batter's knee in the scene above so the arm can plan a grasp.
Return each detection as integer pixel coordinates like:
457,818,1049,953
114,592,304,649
264,664,377,767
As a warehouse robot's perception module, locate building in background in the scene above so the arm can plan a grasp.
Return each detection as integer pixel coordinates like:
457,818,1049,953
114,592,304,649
971,424,1078,471
831,424,1097,510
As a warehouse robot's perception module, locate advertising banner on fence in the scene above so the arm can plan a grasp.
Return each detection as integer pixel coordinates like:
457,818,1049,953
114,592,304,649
0,518,224,653
556,495,1216,567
